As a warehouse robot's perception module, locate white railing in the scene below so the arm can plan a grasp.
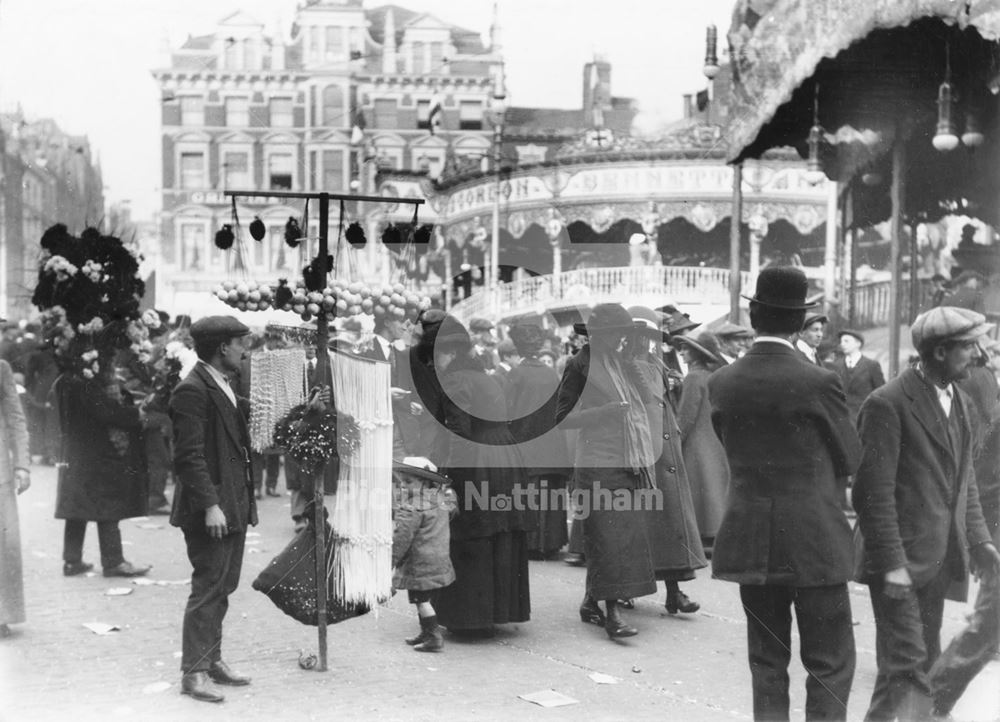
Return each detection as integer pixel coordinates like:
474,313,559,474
449,265,752,323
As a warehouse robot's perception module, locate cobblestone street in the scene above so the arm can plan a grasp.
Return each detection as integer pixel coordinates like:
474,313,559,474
2,463,996,722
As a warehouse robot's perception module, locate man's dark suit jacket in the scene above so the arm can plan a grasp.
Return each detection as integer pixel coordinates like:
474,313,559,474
169,363,258,533
831,354,885,425
708,341,861,586
852,368,991,597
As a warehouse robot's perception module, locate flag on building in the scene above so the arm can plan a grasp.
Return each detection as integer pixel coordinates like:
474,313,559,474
428,92,444,135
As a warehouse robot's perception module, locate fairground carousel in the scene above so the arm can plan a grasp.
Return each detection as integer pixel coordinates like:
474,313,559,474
373,114,833,327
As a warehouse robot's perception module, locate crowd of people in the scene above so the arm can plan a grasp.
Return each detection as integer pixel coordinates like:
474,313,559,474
2,265,1000,718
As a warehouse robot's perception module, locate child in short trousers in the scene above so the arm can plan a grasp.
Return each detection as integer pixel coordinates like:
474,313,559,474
392,467,457,652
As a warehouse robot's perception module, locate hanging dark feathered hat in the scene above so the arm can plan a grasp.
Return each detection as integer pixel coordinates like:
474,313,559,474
214,224,235,250
249,216,266,242
303,254,334,292
414,224,433,244
345,222,366,247
284,217,302,248
381,224,402,245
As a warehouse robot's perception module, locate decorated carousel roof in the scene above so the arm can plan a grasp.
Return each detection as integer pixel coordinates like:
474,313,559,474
726,0,1000,226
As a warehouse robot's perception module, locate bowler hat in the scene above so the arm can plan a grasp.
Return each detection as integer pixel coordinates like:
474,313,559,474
675,332,724,366
743,266,818,310
190,315,251,342
911,306,995,349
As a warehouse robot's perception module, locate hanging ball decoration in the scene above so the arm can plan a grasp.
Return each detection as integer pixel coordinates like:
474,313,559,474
285,217,302,248
249,216,266,242
214,224,235,250
381,224,402,245
345,222,367,247
414,224,433,244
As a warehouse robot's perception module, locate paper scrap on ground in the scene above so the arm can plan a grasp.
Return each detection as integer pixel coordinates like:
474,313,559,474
247,548,262,554
155,579,190,586
588,672,619,684
132,578,155,586
83,622,121,635
105,587,133,596
142,682,171,695
246,531,261,538
135,523,164,530
519,690,579,708
245,539,260,545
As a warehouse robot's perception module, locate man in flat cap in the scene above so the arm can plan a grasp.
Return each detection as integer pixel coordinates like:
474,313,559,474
714,322,753,364
170,315,257,703
468,317,498,372
709,267,861,721
853,306,1000,721
831,329,885,427
795,313,827,366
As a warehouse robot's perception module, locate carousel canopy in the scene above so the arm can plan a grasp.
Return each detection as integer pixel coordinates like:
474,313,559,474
726,0,1000,225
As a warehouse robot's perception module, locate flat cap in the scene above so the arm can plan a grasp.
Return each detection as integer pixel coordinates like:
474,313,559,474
714,321,753,338
803,313,828,328
469,317,495,332
190,315,251,342
911,306,995,349
838,328,865,345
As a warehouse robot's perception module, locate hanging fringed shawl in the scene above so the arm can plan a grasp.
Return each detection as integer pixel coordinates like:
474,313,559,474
249,348,307,452
326,349,393,609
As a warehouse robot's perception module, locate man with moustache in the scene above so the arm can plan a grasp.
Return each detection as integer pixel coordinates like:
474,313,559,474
853,306,1000,720
170,316,257,703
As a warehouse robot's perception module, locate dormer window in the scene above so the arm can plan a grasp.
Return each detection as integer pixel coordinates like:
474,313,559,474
412,41,425,74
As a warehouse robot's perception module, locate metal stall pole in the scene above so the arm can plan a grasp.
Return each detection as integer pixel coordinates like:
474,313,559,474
729,163,744,323
888,141,906,379
313,191,330,672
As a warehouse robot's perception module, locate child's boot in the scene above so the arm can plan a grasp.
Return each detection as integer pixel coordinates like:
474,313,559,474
405,620,427,646
413,615,443,653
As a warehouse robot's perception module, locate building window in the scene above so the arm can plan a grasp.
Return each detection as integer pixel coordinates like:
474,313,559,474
179,151,205,189
322,85,344,127
225,97,249,127
516,144,547,166
417,100,430,130
268,153,294,190
244,39,257,70
222,151,250,188
322,149,344,190
309,150,318,190
180,223,205,270
412,42,425,74
271,225,289,269
415,151,444,179
325,26,344,61
308,27,320,63
253,226,267,267
270,97,293,128
180,96,204,126
373,99,397,128
459,101,483,130
430,42,444,73
224,40,239,69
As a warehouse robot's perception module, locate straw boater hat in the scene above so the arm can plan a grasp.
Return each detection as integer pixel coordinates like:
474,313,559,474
743,266,819,310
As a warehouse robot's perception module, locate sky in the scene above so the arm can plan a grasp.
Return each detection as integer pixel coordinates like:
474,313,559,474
0,0,734,219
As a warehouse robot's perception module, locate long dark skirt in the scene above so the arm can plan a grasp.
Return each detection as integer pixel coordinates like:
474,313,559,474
583,499,657,600
436,530,530,630
525,474,568,557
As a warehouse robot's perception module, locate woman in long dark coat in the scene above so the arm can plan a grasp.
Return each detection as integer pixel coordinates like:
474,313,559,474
506,324,570,559
626,308,707,614
55,367,151,577
426,316,532,634
675,333,730,555
556,303,657,639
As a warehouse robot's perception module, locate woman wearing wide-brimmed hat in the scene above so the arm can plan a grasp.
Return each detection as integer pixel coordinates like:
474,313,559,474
674,331,730,558
0,313,30,638
423,315,532,635
626,307,707,615
556,303,657,639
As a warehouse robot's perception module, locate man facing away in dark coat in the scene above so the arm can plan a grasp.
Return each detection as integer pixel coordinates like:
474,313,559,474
170,316,258,704
708,267,861,721
852,306,1000,721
